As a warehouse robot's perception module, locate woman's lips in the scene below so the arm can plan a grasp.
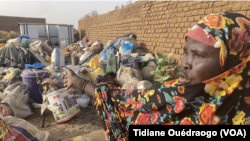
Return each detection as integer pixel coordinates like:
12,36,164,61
178,76,187,84
178,71,190,85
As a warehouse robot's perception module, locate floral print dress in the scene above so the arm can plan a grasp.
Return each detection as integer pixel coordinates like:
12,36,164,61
94,12,250,141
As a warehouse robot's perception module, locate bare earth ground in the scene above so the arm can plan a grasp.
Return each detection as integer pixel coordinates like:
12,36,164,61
25,105,105,141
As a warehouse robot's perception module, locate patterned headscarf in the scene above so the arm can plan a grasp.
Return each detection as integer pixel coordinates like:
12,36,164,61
94,12,250,141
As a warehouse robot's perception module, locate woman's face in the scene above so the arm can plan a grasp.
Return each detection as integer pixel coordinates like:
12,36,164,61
179,37,222,86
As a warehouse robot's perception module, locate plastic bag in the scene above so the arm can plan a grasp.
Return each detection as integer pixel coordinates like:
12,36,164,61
78,41,86,47
122,78,139,90
65,65,88,79
72,88,82,97
46,64,58,75
0,82,33,119
25,63,45,69
99,58,108,71
41,75,64,95
1,68,22,81
137,80,153,90
41,75,64,91
19,35,30,39
0,114,50,141
88,40,103,54
0,43,5,48
21,38,32,48
86,54,99,69
29,40,53,55
90,68,106,82
6,37,21,44
76,94,90,108
0,31,11,43
46,54,51,64
120,54,140,70
116,67,143,86
80,52,91,62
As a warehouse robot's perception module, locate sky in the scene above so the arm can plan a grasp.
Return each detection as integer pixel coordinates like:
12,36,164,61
0,0,138,29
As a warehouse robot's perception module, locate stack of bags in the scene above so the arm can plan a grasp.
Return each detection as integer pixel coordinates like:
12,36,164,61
0,31,18,44
63,44,79,58
80,35,158,90
116,49,157,90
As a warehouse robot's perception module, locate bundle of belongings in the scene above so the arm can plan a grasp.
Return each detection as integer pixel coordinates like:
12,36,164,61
0,82,33,118
63,44,81,58
0,31,18,43
0,44,31,69
79,40,104,64
0,81,51,141
0,115,50,141
0,31,175,141
65,33,160,105
5,35,32,48
99,34,138,61
77,36,92,47
0,31,11,43
0,34,54,69
0,68,22,82
62,38,104,67
30,64,90,124
114,50,156,90
29,40,53,57
83,39,103,54
45,40,59,48
19,35,33,48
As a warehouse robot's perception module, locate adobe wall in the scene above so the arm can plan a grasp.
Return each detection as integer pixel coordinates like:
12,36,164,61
0,15,46,34
78,1,250,61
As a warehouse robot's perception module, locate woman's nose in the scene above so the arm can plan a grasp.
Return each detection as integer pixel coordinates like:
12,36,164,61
182,56,192,70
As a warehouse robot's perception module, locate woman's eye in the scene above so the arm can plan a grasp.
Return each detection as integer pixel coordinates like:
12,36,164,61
194,53,203,58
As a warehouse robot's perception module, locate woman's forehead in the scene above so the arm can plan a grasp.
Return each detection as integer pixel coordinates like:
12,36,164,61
185,37,219,55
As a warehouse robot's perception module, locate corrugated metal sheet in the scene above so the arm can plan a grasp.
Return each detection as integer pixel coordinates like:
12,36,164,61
58,25,74,49
19,23,74,49
38,25,47,42
20,24,39,42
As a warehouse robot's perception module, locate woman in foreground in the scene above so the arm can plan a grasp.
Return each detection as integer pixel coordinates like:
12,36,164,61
63,12,250,140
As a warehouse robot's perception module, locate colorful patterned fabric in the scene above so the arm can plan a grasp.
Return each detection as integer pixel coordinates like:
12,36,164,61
94,12,250,141
95,75,121,89
106,54,117,74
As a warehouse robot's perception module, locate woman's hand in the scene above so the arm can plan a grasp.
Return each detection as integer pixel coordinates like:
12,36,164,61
62,66,96,98
62,67,82,90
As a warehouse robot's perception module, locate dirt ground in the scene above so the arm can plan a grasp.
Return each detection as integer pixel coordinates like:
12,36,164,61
25,104,105,141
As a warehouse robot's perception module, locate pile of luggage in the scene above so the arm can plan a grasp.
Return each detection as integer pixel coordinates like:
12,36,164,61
0,32,180,141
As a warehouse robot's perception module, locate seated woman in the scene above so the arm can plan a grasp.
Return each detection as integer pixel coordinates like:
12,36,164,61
62,12,250,140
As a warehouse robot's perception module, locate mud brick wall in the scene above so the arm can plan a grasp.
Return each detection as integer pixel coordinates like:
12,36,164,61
0,15,46,34
78,1,250,62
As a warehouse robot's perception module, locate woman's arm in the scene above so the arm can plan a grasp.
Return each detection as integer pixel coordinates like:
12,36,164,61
82,81,96,98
